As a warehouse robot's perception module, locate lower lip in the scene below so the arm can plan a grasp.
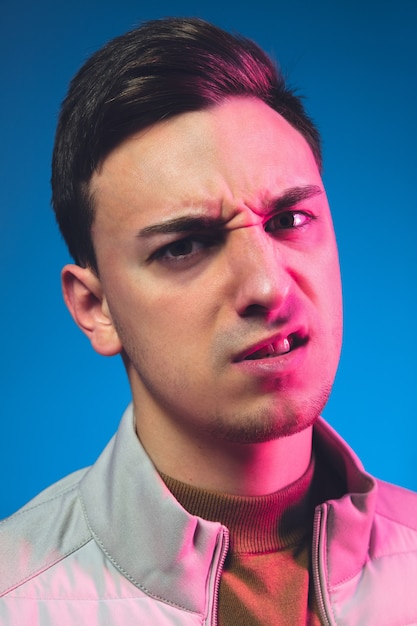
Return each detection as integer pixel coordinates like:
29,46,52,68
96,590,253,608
232,345,307,377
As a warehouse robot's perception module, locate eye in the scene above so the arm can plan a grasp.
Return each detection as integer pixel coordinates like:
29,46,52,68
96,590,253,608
163,238,201,258
150,235,217,264
265,210,313,233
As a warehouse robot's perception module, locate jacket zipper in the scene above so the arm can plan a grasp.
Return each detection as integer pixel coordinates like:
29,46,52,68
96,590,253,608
210,510,332,625
312,505,332,626
210,528,229,626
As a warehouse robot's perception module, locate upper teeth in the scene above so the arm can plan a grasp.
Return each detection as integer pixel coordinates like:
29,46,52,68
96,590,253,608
271,338,291,355
248,337,291,360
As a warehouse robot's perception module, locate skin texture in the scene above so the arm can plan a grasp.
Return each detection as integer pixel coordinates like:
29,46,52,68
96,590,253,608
62,97,343,495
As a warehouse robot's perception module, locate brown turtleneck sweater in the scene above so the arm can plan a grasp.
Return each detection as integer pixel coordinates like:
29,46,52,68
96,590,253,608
160,456,324,625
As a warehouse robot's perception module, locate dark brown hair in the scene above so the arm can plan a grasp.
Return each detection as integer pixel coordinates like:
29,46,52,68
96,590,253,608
51,16,322,271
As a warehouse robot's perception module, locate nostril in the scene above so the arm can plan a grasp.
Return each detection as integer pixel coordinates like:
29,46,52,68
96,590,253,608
239,303,272,318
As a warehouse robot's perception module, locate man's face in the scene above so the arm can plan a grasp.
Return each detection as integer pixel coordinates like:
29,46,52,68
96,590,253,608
89,97,343,445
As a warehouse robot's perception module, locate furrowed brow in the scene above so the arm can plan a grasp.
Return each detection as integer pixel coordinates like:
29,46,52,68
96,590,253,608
138,216,226,238
138,186,322,238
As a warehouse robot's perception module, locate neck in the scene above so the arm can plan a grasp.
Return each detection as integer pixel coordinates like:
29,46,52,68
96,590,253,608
160,451,316,552
134,403,313,496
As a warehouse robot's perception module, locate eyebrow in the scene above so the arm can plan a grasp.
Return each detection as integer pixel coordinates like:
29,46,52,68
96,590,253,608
269,184,322,211
138,215,227,237
137,185,323,238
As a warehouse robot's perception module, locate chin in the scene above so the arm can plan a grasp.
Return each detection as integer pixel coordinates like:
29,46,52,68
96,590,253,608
207,394,327,445
211,382,333,444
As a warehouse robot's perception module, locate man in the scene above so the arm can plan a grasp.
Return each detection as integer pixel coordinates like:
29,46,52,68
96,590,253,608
1,16,416,625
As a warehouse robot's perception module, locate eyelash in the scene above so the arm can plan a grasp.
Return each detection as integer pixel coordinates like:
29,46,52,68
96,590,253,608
265,210,314,232
151,210,314,265
150,235,221,264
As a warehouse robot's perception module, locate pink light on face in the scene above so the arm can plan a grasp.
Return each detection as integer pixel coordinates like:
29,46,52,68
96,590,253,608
66,96,342,496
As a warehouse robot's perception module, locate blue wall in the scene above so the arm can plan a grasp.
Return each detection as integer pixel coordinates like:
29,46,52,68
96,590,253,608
1,0,416,518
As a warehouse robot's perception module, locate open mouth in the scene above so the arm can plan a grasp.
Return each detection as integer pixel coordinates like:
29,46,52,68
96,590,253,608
240,332,307,361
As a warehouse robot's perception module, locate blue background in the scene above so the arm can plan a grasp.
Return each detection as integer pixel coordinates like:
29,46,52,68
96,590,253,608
1,0,416,519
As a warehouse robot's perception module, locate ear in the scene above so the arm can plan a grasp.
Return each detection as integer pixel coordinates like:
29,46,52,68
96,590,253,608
61,264,122,356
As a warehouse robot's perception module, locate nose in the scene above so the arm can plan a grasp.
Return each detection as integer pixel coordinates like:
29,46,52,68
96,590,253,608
229,226,292,320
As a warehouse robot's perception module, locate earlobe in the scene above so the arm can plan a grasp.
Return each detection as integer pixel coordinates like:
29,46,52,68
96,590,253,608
61,264,122,356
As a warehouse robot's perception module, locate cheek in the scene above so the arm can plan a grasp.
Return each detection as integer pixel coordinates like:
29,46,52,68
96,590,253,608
329,264,343,325
309,245,343,347
114,286,211,354
145,275,223,326
320,238,343,307
323,268,343,361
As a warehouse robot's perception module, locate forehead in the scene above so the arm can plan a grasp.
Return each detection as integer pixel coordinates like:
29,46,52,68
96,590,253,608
90,96,323,226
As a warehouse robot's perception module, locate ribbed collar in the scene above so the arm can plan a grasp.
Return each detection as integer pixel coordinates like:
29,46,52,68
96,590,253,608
160,455,316,554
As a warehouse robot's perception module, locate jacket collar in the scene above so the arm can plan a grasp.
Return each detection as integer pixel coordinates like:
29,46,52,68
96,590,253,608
79,404,225,617
313,418,377,587
80,406,377,610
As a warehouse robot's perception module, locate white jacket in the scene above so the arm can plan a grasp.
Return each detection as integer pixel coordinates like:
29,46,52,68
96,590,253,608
1,405,417,625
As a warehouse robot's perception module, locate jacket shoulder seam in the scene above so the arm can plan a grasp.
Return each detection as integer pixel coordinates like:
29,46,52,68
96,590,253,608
0,480,83,526
329,549,417,590
0,536,93,597
374,508,417,533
